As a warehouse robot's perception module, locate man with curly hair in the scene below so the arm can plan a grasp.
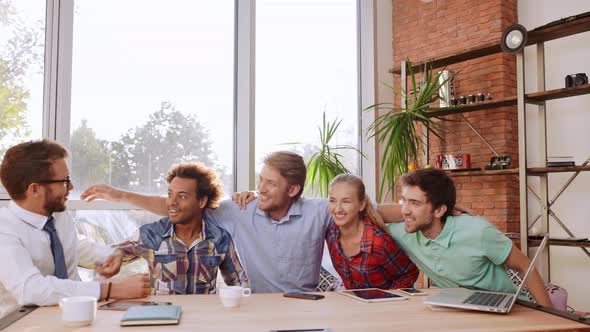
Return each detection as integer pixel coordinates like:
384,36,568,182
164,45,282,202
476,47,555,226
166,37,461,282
115,162,248,294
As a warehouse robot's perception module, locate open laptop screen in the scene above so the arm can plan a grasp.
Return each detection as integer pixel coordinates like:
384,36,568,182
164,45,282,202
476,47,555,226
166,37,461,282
505,234,549,308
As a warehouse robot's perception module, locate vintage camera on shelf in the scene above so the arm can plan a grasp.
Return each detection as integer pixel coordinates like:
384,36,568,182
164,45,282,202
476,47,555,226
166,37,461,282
565,73,588,88
436,154,471,169
485,155,512,170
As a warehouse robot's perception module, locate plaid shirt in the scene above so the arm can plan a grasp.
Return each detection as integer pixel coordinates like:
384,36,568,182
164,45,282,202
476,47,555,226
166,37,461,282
326,217,419,290
117,216,248,294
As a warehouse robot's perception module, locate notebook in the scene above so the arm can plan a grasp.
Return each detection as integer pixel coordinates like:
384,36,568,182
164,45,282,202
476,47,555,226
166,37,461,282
120,305,181,326
423,234,548,314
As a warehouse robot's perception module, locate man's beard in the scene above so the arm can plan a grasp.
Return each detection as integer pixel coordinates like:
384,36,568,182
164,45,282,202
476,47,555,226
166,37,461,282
258,196,286,213
44,190,66,214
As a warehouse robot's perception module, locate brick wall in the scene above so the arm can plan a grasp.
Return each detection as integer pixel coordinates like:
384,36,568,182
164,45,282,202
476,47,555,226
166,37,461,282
386,0,519,232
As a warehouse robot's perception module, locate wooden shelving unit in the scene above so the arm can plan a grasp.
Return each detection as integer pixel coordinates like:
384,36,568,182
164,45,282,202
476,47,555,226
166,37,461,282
422,84,590,117
445,168,518,177
526,83,590,104
511,235,590,248
392,14,590,276
390,42,501,75
528,165,590,174
516,13,590,274
526,15,590,45
424,96,517,117
529,238,590,248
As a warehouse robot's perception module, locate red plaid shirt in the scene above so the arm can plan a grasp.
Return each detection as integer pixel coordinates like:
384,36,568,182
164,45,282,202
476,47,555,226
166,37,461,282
326,217,419,290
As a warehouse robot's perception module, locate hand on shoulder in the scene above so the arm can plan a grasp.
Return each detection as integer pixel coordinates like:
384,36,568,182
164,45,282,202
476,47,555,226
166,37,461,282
230,191,257,210
452,205,477,216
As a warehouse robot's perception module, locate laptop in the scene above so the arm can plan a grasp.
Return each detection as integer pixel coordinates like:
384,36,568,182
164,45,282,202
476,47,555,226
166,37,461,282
423,234,548,314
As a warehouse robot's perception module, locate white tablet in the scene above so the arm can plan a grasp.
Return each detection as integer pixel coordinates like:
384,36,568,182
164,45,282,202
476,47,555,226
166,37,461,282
338,288,408,303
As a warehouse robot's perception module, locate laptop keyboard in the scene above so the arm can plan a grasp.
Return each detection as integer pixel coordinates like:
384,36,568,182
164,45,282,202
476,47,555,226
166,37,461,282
463,291,509,307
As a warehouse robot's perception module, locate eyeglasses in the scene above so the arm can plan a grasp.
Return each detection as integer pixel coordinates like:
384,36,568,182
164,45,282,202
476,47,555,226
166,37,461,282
37,176,71,188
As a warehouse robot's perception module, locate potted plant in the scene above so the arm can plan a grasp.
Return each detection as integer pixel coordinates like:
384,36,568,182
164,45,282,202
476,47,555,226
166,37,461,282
365,60,451,201
306,111,366,197
286,111,366,197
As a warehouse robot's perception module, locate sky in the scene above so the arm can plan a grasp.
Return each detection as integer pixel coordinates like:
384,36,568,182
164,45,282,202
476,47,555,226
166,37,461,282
8,0,359,191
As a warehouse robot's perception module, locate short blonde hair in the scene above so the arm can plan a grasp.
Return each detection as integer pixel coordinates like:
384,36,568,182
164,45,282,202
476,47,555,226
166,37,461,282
263,151,306,200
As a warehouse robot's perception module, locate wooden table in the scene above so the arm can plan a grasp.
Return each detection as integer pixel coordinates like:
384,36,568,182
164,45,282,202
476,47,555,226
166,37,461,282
5,290,590,332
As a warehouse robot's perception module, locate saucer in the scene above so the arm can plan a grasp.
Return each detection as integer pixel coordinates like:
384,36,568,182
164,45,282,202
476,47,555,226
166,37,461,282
63,319,93,327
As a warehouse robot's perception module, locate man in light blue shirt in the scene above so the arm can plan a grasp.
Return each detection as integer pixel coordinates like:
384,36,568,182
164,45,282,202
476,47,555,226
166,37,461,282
206,197,330,293
388,168,551,306
82,152,412,293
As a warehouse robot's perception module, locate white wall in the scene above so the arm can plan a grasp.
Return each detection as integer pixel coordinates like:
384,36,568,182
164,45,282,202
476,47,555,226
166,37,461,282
519,0,590,311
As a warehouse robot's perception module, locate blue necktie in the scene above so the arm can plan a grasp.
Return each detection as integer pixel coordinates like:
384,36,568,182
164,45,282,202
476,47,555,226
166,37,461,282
43,216,68,279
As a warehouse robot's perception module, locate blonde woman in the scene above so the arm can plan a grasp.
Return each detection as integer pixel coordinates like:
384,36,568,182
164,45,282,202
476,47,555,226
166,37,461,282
326,174,418,289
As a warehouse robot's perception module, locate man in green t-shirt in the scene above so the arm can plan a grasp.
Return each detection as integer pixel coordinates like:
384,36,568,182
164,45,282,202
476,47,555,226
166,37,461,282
387,168,551,307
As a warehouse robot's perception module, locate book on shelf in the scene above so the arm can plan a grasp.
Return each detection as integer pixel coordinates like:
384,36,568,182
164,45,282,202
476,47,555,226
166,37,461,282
529,235,588,242
547,161,576,167
547,156,575,167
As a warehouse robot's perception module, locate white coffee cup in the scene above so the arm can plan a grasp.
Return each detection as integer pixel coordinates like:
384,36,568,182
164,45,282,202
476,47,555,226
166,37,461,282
219,286,251,308
58,296,97,326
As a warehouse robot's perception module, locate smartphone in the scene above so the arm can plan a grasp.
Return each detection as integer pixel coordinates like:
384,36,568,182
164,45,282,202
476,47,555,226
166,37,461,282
397,288,428,296
270,329,332,332
98,300,173,311
283,292,325,300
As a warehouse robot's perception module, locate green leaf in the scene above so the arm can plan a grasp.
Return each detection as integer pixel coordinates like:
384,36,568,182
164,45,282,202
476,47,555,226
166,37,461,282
288,110,367,197
365,59,452,202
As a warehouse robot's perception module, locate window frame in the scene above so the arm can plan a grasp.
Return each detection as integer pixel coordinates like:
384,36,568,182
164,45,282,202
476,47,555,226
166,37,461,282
1,0,389,205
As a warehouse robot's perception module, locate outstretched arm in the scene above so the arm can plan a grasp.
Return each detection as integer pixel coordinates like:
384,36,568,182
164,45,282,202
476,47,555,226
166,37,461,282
377,204,403,223
0,231,146,305
377,203,476,223
81,184,168,216
504,244,552,307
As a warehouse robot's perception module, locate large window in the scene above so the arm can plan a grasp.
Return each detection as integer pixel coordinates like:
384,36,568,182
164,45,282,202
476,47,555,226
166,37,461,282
65,0,235,279
0,0,45,194
69,0,235,197
0,0,383,278
255,0,360,189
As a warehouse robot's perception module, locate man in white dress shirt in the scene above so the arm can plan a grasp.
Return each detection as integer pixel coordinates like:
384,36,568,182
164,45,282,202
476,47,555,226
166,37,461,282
0,139,150,317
